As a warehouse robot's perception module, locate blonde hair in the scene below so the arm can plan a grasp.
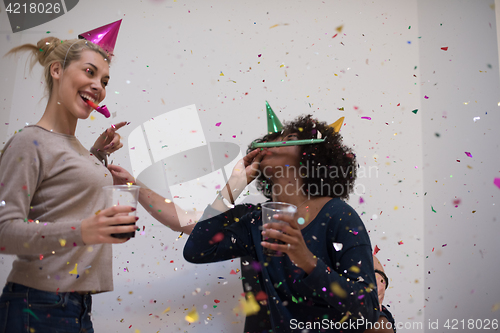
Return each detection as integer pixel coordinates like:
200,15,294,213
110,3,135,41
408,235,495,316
5,37,111,97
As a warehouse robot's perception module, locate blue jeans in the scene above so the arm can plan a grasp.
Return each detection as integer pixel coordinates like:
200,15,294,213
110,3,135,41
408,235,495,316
0,282,93,333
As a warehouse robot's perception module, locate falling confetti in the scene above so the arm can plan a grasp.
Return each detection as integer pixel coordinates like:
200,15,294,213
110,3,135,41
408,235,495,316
22,308,40,320
333,242,343,251
185,307,199,323
162,307,171,314
59,239,66,247
209,232,224,244
361,117,371,120
241,293,260,315
398,241,404,245
412,109,418,114
297,217,305,225
330,282,347,298
359,197,364,204
431,206,437,213
255,290,267,301
69,263,78,275
441,47,449,51
215,122,222,127
465,152,473,158
373,245,380,255
494,178,500,189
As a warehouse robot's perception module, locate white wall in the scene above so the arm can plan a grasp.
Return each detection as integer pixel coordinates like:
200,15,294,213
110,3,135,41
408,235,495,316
0,0,497,332
419,0,500,330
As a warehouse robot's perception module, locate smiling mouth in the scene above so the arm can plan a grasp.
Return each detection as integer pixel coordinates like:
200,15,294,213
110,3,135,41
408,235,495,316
79,92,97,104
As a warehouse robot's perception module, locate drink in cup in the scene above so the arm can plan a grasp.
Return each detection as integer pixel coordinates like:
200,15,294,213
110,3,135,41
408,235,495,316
261,202,297,256
102,185,140,238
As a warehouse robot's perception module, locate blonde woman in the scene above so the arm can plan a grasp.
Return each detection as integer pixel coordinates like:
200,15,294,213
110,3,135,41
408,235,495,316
0,36,136,332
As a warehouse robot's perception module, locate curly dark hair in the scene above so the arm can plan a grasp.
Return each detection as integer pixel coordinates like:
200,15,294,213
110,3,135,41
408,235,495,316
247,114,357,200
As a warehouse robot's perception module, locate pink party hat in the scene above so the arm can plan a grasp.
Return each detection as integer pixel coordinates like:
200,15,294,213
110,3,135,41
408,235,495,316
78,19,122,56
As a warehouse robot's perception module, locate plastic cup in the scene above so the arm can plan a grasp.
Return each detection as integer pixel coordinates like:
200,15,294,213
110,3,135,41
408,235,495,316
102,185,140,238
261,202,297,256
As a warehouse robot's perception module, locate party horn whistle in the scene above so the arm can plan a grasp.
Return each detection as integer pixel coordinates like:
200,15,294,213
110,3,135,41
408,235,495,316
85,100,111,118
251,138,325,149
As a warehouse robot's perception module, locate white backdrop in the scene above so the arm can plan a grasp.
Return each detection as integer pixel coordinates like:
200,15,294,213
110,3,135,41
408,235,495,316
0,0,498,332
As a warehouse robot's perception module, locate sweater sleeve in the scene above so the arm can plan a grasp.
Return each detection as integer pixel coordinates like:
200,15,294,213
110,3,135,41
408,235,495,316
183,203,256,263
300,204,380,325
0,134,84,256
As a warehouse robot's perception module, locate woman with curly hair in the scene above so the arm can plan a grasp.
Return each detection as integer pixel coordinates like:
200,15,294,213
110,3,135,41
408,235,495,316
182,114,380,332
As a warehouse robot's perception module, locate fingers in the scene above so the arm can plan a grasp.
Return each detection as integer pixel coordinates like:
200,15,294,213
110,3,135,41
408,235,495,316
109,223,137,235
107,164,124,172
112,121,128,131
101,205,137,217
266,214,299,230
261,228,295,244
261,241,290,253
243,149,262,166
251,149,266,165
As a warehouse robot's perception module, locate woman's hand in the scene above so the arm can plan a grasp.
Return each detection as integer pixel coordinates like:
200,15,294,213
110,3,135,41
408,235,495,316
91,121,128,155
233,148,267,185
81,205,138,245
261,214,318,274
107,164,136,185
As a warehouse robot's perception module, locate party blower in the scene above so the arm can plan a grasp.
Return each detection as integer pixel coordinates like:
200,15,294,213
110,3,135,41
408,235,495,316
85,99,111,118
250,101,344,149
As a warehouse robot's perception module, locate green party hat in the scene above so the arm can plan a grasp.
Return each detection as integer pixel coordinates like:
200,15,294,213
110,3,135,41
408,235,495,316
266,101,283,134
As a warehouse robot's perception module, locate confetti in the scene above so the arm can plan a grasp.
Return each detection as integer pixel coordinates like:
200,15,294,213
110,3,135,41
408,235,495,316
431,206,437,213
441,47,449,51
59,239,66,247
22,308,40,320
412,109,418,114
69,263,78,275
185,307,199,323
209,232,224,244
361,117,371,120
465,152,473,158
297,217,305,225
398,241,404,245
215,122,222,127
330,282,347,298
162,307,171,314
333,242,343,251
373,245,380,255
494,178,500,189
241,293,260,315
359,197,364,204
229,269,237,275
255,291,267,301
473,117,480,122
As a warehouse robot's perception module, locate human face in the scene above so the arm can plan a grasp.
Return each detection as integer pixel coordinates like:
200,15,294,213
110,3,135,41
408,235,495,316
55,49,110,119
260,133,302,177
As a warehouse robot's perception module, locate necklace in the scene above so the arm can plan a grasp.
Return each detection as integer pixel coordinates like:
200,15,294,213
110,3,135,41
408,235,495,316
296,198,310,209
